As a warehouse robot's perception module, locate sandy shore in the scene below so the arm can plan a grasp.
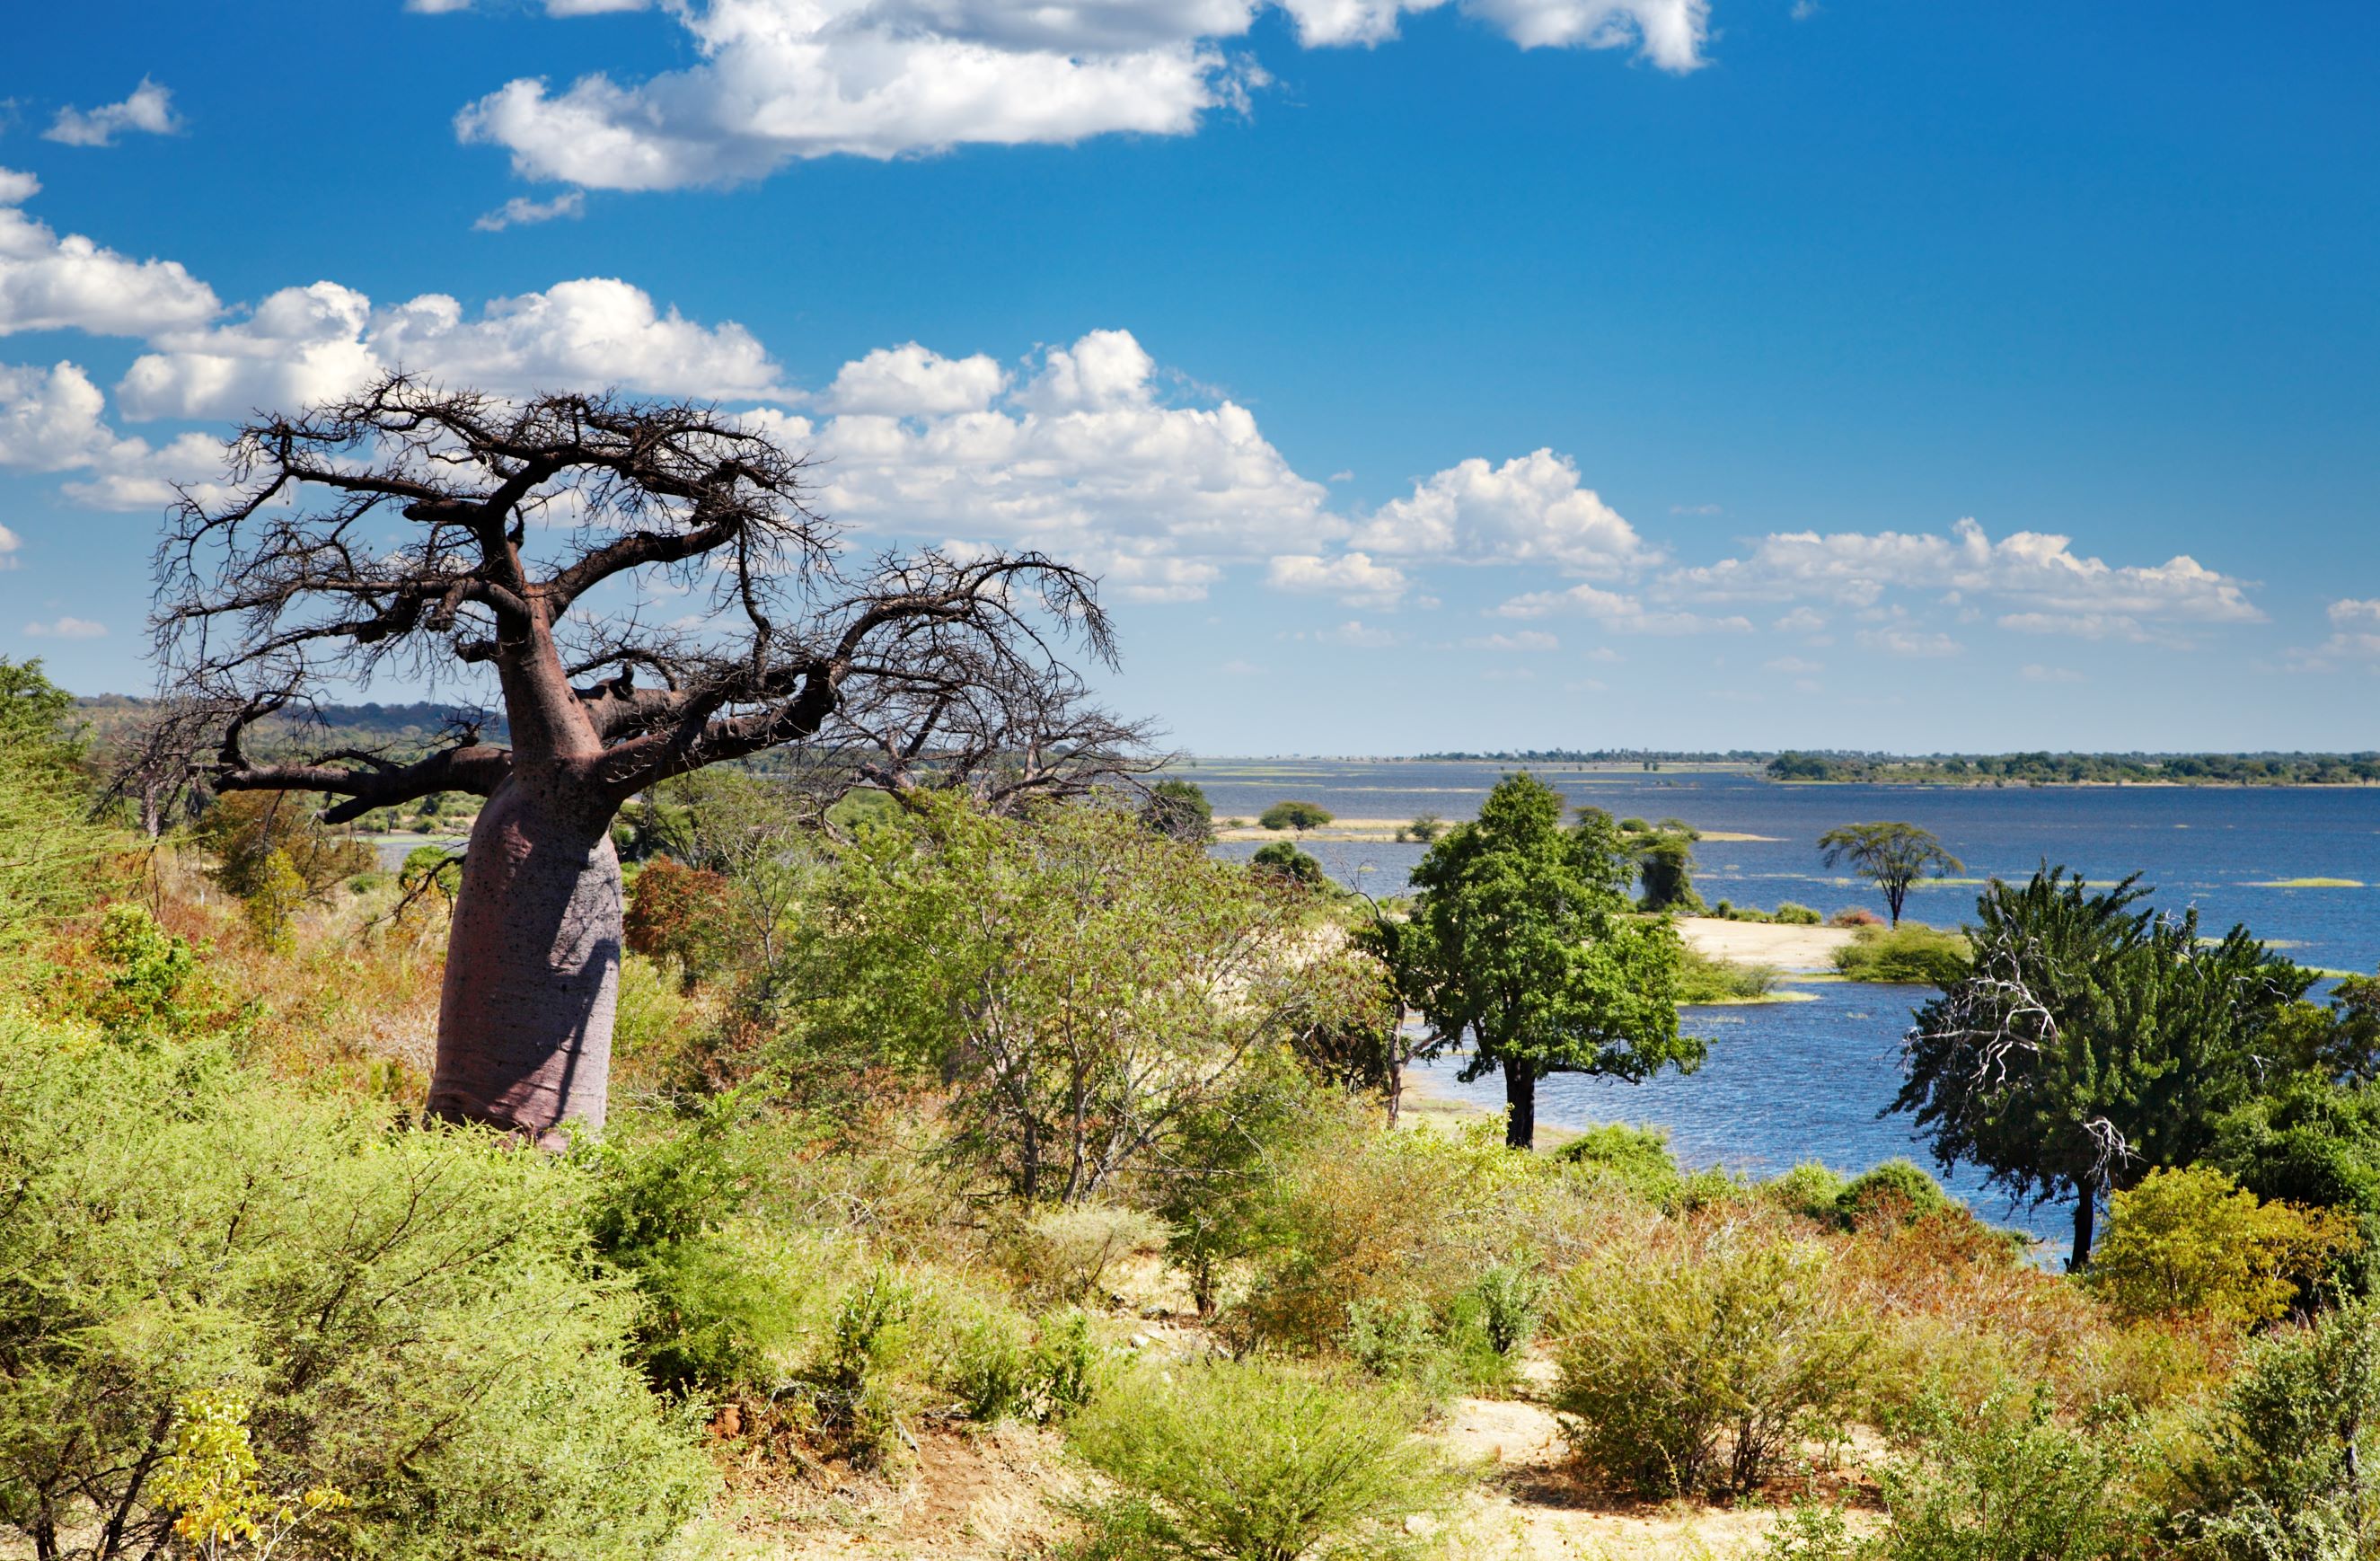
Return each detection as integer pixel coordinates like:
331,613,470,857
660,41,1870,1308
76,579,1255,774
1675,916,1856,972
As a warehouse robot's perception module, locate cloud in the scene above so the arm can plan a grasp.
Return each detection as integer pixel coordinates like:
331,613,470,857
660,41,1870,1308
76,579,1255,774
1461,630,1559,651
2331,599,2380,626
0,525,18,566
0,169,219,336
825,342,1005,417
1773,606,1828,635
1266,551,1408,607
1763,655,1821,674
1351,448,1656,575
23,616,106,639
0,361,123,471
448,0,1704,190
472,191,587,231
1491,581,1751,635
1663,516,2261,631
44,79,181,147
117,277,783,418
1856,626,1961,658
2021,664,2085,683
1670,502,1721,516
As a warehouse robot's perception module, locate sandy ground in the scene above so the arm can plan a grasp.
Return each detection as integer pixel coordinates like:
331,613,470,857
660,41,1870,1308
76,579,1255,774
1676,917,1855,972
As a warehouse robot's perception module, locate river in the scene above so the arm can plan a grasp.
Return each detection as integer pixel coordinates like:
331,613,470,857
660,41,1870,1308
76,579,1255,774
1186,758,2380,1244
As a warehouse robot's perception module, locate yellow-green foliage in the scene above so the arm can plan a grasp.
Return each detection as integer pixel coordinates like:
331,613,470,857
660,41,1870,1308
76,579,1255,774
2091,1165,2360,1327
1551,1221,1873,1496
1235,1110,1550,1350
1834,922,1973,985
0,1023,713,1559
1063,1359,1467,1561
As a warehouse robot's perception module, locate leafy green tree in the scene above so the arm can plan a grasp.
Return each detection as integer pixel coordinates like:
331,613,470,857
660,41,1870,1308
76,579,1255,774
1612,814,1703,913
1258,799,1333,833
1142,779,1214,843
782,798,1353,1202
1896,868,2314,1269
1816,821,1961,926
1382,773,1700,1149
1250,840,1326,886
1401,812,1444,845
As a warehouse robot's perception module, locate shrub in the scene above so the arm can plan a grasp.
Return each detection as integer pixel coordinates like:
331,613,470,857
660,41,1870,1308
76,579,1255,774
622,857,738,987
190,790,374,901
1769,1161,1849,1222
1830,907,1883,929
1063,1359,1466,1561
1472,1262,1548,1357
2090,1165,2360,1327
1009,1204,1168,1304
1251,839,1327,886
1556,1122,1686,1208
1875,1390,2146,1561
2173,1297,2380,1557
1258,800,1334,833
1236,1114,1546,1353
1834,922,1971,985
1837,1160,1954,1230
1552,1228,1873,1495
1774,902,1824,926
1676,945,1782,1002
0,1023,711,1560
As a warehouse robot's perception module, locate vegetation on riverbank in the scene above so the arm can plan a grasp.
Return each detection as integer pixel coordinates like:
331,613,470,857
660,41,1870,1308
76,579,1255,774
24,658,2380,1557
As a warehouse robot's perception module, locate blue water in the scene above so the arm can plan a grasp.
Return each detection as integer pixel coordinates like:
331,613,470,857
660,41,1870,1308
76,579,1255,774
1186,759,2380,1245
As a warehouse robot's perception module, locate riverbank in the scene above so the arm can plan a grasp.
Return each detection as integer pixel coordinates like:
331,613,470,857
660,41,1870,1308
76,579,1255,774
1676,915,1856,971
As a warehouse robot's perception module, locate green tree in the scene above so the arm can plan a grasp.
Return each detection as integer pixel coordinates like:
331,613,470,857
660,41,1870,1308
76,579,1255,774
1249,840,1326,886
783,798,1355,1202
1258,799,1333,834
1382,773,1701,1149
1142,779,1214,843
1816,821,1961,926
1895,868,2314,1269
1613,814,1703,913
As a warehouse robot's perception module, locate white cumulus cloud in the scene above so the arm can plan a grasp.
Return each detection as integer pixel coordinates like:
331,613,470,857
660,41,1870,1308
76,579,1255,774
446,0,1705,190
117,277,783,418
472,191,587,231
1266,551,1408,607
1663,516,2261,630
1352,448,1656,575
0,169,219,337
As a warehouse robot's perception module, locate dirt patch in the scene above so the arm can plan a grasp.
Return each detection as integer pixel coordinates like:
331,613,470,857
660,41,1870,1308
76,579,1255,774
1677,918,1856,973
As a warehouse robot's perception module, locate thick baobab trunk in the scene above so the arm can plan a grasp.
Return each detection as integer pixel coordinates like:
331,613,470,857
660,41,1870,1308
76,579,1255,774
1504,1063,1538,1151
426,777,622,1148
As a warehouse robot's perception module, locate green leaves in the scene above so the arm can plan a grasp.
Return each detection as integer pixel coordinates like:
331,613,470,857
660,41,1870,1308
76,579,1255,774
1380,773,1702,1145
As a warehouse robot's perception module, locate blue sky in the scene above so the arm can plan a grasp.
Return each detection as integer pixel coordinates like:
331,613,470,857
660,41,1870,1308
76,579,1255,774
1,0,2374,754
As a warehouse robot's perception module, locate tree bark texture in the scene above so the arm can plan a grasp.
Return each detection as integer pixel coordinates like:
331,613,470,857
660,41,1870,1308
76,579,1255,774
427,780,621,1147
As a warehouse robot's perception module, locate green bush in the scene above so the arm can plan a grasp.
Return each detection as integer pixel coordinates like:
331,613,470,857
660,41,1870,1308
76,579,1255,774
1834,922,1972,985
2173,1296,2380,1555
1675,946,1783,1002
1774,902,1824,926
1009,1203,1168,1304
2092,1165,2360,1327
0,1023,712,1560
1551,1229,1873,1496
1768,1161,1849,1222
1837,1160,1953,1230
1875,1390,2145,1561
1556,1122,1686,1208
1064,1359,1467,1561
1258,800,1335,833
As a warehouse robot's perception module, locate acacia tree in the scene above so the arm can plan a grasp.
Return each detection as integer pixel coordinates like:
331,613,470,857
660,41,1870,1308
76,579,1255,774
1818,821,1961,926
1384,772,1700,1149
155,376,1142,1145
1895,867,2313,1269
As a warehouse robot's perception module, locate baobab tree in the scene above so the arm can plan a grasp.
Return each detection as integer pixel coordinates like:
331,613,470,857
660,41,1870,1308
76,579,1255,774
156,375,1146,1145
